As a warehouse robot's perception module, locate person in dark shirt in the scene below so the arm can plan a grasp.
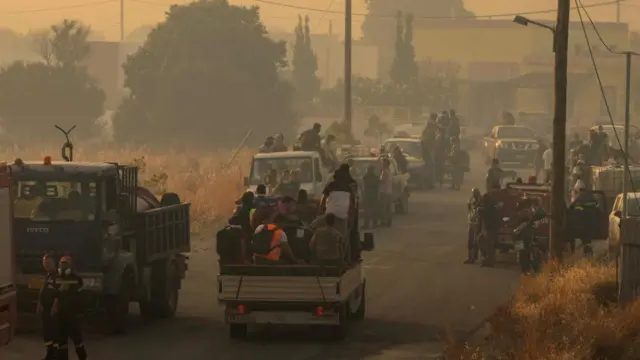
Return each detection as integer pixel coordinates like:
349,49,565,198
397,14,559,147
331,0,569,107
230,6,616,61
38,254,58,360
299,123,322,152
362,165,380,229
55,256,87,360
391,146,408,174
567,186,602,256
230,191,255,233
464,188,482,264
295,189,317,224
479,184,501,267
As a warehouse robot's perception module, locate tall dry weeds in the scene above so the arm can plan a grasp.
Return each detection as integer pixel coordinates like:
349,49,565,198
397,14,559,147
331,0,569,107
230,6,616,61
451,261,640,360
1,144,251,232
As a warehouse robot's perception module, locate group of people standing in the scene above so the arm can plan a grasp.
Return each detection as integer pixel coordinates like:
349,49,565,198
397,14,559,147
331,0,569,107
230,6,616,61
420,109,466,190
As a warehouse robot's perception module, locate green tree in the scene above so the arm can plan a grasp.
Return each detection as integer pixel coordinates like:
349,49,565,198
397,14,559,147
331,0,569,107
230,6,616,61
113,0,295,146
292,15,320,105
0,62,105,141
31,20,91,67
389,12,418,87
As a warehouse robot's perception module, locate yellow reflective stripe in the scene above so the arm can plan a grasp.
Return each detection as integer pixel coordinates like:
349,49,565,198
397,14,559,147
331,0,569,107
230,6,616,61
249,208,256,219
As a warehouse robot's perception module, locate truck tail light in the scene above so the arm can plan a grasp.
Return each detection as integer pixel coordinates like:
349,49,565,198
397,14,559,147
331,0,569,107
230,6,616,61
314,306,324,317
237,304,246,315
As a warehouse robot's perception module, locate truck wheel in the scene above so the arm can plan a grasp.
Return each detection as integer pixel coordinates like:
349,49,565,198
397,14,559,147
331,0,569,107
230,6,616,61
108,271,133,334
352,282,366,321
330,304,349,341
229,324,248,339
151,261,180,319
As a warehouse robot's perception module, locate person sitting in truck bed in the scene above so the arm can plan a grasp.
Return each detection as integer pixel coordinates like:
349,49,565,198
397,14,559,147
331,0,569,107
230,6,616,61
252,223,302,264
295,189,317,225
317,165,357,239
309,213,350,267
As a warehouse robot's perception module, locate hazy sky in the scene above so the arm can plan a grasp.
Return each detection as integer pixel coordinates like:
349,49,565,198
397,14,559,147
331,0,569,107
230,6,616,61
0,0,637,40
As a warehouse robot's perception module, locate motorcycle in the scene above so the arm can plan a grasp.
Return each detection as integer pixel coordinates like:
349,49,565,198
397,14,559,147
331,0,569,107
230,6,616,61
504,213,548,274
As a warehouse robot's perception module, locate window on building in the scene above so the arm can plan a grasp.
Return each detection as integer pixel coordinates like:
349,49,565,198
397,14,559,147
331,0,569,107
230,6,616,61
600,86,617,116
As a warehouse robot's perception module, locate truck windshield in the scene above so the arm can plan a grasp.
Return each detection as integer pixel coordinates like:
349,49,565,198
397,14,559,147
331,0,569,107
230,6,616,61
249,157,314,185
497,127,535,139
13,180,97,221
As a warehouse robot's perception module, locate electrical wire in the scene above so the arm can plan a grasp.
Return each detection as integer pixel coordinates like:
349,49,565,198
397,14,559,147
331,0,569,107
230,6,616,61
574,0,640,207
2,0,117,15
252,0,625,20
316,0,338,27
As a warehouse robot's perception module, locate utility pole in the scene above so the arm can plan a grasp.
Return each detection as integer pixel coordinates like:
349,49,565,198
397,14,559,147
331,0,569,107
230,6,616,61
344,0,352,138
326,21,332,88
550,0,570,262
120,0,125,41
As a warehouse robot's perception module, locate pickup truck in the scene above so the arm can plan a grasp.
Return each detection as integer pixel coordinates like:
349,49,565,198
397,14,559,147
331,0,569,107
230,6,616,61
244,151,330,199
217,209,375,340
0,163,16,345
483,125,540,168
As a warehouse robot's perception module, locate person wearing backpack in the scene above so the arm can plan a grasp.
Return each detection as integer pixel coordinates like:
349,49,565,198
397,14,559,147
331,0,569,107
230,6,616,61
252,223,303,264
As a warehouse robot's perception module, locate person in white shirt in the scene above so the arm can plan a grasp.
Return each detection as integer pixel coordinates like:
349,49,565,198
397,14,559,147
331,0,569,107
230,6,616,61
321,135,339,171
542,146,553,183
379,157,393,226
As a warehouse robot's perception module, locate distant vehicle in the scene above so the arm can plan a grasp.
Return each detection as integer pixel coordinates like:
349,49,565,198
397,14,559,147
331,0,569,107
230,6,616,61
0,163,16,345
608,192,640,257
382,138,428,189
483,125,539,168
348,156,409,213
392,123,423,139
13,129,191,334
244,151,330,199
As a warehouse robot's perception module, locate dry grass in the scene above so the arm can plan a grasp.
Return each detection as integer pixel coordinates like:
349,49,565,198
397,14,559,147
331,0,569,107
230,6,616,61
1,143,251,232
449,260,640,360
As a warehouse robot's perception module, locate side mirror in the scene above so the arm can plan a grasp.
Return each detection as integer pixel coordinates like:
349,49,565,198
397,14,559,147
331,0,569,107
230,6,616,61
361,232,375,251
614,210,622,218
243,176,249,187
103,210,118,225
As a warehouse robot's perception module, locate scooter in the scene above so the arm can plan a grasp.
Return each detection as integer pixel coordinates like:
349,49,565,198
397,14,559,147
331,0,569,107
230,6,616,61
508,216,547,274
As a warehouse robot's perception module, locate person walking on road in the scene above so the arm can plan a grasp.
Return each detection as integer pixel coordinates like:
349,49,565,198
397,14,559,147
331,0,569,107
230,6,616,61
362,164,380,229
38,254,58,360
464,188,483,264
54,256,87,360
379,158,393,227
479,183,501,267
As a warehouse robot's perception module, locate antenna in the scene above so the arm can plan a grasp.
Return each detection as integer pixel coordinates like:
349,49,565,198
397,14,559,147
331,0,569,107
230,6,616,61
54,125,76,162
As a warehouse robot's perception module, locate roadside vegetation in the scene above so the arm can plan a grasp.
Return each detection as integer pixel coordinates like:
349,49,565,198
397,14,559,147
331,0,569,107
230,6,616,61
2,145,249,232
448,260,640,359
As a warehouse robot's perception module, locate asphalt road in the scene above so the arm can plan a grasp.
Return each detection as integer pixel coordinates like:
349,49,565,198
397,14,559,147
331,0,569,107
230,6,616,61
2,161,520,360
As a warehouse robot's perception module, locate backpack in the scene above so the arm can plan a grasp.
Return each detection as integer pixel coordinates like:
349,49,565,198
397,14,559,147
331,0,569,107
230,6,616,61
216,225,243,259
251,225,279,255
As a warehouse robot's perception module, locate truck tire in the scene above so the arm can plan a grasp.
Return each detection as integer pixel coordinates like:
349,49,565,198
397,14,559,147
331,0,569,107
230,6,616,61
229,324,248,339
150,260,179,319
330,304,349,341
352,282,366,321
107,270,134,334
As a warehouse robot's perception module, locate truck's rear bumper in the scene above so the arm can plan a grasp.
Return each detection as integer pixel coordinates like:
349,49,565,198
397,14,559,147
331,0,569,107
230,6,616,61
225,308,340,325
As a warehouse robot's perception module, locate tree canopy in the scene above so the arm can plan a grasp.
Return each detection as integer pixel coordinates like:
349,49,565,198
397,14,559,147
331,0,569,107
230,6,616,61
291,15,319,106
0,20,104,141
389,12,418,87
113,0,295,147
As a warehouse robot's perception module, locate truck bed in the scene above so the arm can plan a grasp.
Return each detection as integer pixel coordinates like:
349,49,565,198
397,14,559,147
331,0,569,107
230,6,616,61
136,203,191,263
218,263,363,303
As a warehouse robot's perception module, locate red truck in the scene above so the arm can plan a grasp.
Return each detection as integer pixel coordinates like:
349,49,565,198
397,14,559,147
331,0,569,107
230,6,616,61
0,162,16,345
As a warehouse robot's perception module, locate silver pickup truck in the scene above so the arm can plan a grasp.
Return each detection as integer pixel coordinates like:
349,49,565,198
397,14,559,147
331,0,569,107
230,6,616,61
217,240,373,340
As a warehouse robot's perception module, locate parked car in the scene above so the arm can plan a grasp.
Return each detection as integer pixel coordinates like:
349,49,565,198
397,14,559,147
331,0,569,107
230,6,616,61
608,192,640,257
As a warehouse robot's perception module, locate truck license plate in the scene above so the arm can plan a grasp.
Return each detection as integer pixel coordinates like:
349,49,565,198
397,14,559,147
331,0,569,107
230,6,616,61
514,241,525,251
227,314,250,323
28,277,44,290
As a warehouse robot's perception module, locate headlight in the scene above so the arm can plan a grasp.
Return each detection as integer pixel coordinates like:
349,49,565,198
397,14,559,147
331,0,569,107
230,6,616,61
82,277,103,289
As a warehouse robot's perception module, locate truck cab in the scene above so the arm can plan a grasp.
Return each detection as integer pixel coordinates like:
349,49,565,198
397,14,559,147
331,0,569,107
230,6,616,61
11,157,191,333
244,151,329,199
0,163,16,345
483,125,540,168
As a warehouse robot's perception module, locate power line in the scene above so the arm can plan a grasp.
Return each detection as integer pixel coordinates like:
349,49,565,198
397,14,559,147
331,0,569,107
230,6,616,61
2,0,117,15
316,0,338,26
252,0,625,20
